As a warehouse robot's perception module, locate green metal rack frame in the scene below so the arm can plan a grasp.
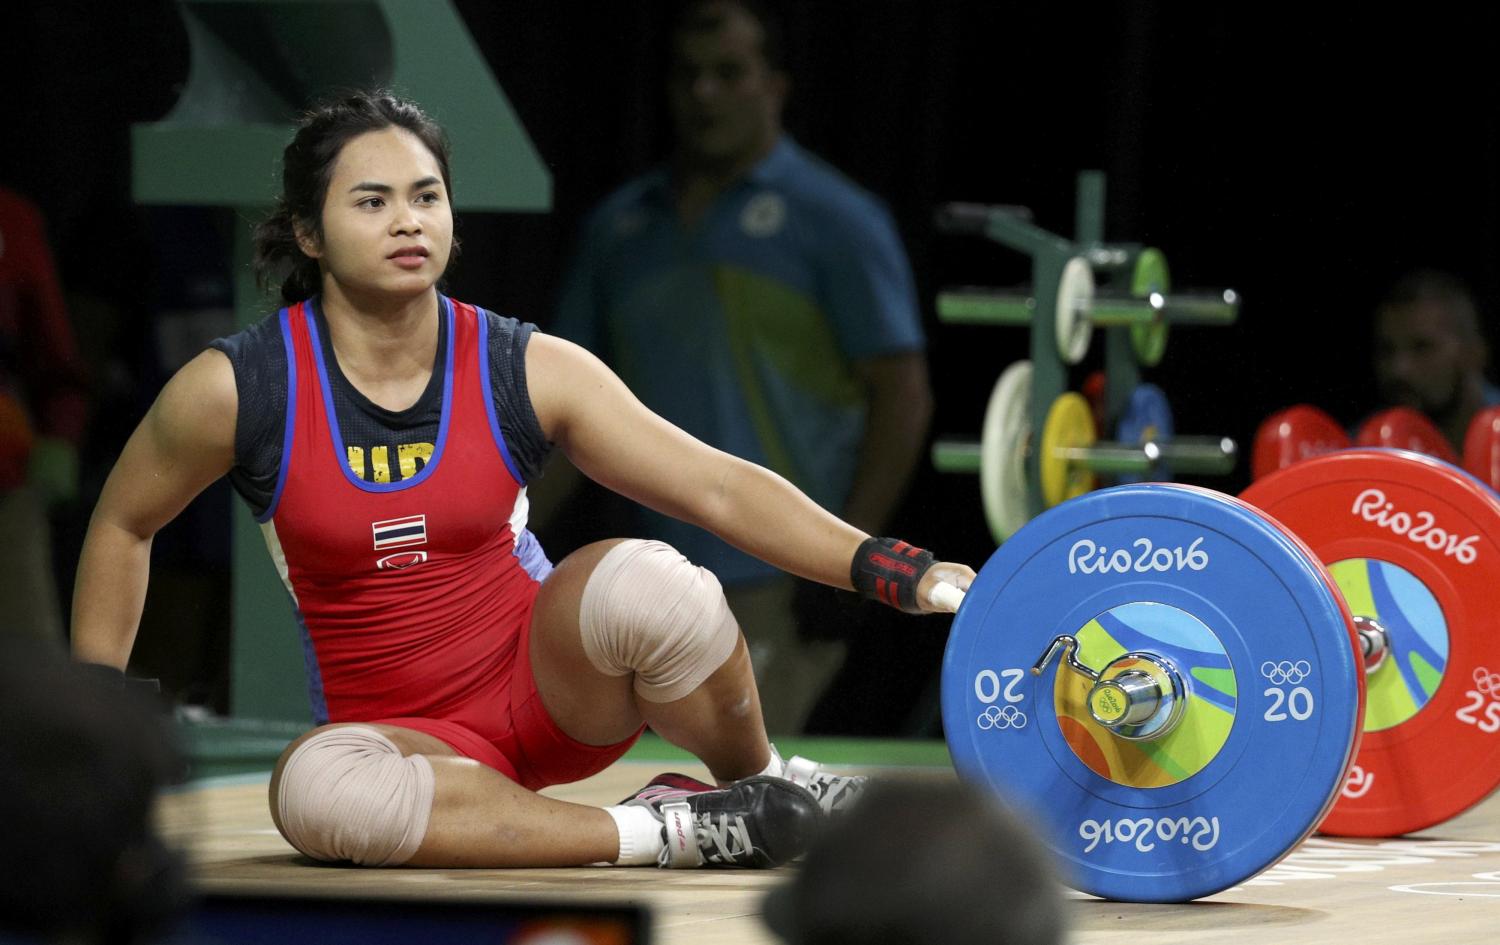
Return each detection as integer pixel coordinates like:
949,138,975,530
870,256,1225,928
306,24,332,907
933,171,1239,531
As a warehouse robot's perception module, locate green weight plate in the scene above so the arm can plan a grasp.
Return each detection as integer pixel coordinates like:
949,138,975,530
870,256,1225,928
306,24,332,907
1131,249,1170,367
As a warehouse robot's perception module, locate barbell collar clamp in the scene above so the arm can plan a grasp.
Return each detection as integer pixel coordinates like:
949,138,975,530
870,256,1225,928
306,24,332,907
1088,671,1163,727
1094,653,1189,741
1033,639,1189,740
1031,634,1100,683
1354,615,1390,674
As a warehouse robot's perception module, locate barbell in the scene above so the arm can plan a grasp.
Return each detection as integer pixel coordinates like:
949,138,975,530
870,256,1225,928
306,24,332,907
935,448,1500,901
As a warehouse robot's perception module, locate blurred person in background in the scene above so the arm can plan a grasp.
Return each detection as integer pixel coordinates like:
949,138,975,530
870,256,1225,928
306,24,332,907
552,0,932,734
1372,268,1498,454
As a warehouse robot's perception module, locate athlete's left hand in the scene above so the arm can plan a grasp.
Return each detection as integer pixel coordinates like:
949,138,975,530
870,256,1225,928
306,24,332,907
917,561,975,614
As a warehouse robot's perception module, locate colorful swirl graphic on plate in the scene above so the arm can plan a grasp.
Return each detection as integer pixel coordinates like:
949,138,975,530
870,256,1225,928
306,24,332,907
1327,558,1448,732
1053,602,1235,788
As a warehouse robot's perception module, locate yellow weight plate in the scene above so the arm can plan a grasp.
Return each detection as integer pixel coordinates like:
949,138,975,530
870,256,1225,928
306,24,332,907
1130,248,1170,367
1040,391,1098,507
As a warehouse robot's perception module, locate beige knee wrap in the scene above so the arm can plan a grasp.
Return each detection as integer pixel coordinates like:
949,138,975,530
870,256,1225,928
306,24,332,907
275,726,435,867
579,539,740,703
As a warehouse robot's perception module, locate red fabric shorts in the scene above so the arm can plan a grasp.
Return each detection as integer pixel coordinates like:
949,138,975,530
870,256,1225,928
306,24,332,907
371,587,643,792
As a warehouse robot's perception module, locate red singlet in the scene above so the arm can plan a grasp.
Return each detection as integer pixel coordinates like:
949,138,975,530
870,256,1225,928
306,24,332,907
261,298,638,788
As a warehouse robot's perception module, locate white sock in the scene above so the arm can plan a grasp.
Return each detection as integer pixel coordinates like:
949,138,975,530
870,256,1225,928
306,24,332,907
604,805,665,866
717,744,784,788
758,744,785,777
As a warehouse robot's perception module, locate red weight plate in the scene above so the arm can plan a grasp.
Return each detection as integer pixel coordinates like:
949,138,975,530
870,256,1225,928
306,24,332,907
1355,407,1459,465
1242,449,1500,835
1462,405,1500,491
1250,404,1350,480
1082,369,1107,433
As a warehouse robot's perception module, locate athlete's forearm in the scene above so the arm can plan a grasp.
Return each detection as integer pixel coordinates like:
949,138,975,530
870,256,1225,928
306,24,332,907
68,350,237,668
695,456,866,590
70,516,153,669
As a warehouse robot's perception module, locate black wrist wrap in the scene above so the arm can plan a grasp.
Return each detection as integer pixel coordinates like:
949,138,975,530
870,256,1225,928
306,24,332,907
851,537,936,613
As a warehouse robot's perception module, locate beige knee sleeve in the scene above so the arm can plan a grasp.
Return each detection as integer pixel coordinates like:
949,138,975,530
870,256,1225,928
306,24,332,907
579,539,740,703
275,726,435,867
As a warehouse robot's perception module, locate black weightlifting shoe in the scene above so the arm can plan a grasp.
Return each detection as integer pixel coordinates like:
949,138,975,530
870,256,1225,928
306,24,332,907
780,753,868,815
621,774,824,868
619,771,716,805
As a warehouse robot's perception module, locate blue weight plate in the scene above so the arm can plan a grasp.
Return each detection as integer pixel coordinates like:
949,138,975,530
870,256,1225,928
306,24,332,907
1115,383,1174,484
941,484,1362,902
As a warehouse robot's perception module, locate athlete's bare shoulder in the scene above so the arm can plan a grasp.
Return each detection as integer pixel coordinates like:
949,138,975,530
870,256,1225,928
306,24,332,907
524,331,617,445
147,347,238,460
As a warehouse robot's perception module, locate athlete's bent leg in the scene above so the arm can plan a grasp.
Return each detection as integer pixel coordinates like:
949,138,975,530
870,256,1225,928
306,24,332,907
529,539,774,784
268,723,618,868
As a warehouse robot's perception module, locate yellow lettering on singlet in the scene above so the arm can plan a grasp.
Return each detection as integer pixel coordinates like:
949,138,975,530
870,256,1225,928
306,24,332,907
398,442,435,480
345,446,365,479
370,446,391,483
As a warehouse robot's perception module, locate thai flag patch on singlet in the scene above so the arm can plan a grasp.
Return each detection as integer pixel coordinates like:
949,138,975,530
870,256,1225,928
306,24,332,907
372,514,428,550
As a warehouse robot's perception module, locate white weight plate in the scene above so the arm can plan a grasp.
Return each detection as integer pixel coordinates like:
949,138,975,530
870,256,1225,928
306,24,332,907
1055,256,1095,365
981,360,1033,543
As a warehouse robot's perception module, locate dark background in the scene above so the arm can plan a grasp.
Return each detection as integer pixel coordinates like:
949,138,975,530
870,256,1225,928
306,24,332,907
3,2,1495,729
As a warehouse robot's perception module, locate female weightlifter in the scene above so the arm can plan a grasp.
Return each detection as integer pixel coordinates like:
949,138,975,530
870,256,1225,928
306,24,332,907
71,91,973,870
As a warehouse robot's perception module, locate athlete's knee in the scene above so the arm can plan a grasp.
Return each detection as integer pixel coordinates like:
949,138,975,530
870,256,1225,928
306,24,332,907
578,539,740,703
272,725,435,866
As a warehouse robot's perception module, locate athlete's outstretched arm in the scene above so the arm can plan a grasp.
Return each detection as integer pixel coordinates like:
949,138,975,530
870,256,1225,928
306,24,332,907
526,334,972,609
72,350,238,668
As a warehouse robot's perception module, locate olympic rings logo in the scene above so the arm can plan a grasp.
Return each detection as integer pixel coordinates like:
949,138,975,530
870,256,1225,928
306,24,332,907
1474,667,1500,698
1261,660,1312,685
978,705,1028,731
